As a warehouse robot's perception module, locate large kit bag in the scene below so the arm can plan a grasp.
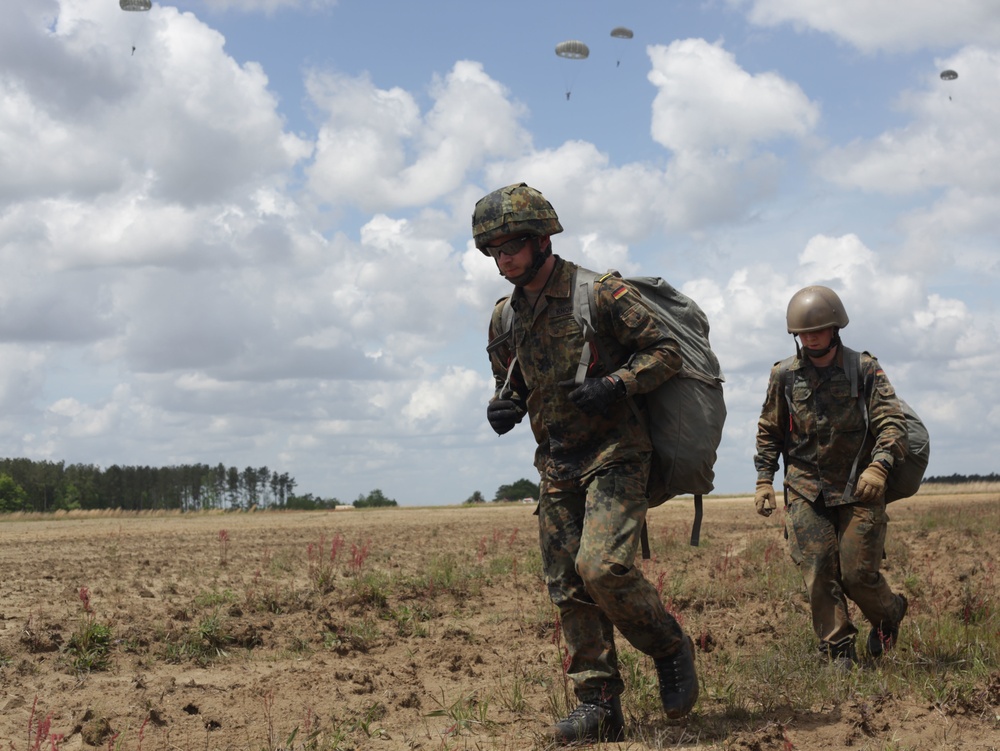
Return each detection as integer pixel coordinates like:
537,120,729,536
779,347,930,503
497,267,727,548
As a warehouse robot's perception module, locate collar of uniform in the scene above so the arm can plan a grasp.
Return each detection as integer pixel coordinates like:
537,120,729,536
793,345,845,373
510,255,572,312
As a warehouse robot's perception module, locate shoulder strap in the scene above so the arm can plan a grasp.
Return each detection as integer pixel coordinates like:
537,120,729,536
571,268,601,384
778,359,794,460
841,347,870,502
485,298,514,356
778,359,794,508
485,298,520,399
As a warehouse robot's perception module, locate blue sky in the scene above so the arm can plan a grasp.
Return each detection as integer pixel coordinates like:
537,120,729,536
3,0,998,505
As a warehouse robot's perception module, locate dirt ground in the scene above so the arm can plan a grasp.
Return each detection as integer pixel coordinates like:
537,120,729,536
0,492,998,750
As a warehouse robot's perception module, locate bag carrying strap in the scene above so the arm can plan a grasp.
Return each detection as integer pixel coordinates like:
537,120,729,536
841,347,870,502
574,270,598,385
486,299,520,398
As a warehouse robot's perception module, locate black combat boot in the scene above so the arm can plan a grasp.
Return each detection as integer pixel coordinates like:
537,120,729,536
823,636,858,670
548,694,625,745
654,635,699,719
868,594,908,658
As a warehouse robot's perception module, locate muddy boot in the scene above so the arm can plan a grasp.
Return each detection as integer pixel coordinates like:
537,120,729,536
654,635,699,719
547,695,625,745
868,593,908,658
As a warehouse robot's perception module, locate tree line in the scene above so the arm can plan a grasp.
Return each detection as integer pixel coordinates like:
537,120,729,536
0,458,404,513
465,478,540,504
923,473,1000,484
0,458,319,513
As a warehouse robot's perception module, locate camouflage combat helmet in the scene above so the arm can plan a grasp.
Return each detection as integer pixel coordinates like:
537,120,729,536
472,183,564,252
786,285,850,334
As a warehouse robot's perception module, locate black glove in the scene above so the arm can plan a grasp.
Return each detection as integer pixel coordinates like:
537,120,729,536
565,375,626,417
487,398,524,436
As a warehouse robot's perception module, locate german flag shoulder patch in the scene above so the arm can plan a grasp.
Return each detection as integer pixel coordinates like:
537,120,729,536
612,285,629,300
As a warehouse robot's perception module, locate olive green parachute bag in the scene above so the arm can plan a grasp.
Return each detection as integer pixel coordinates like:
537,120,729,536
493,268,727,550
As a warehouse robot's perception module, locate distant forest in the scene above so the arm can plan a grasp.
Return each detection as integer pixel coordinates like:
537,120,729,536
922,473,1000,484
0,458,991,514
0,458,338,513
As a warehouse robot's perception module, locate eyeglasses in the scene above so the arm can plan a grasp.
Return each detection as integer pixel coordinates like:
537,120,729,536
485,235,533,260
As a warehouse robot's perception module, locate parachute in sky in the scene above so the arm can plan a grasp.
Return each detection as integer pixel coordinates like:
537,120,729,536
610,26,633,67
120,0,150,55
555,40,589,99
555,40,590,60
940,69,958,81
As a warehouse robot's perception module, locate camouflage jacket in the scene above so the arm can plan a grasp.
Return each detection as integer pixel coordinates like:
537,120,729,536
488,257,681,481
754,347,908,506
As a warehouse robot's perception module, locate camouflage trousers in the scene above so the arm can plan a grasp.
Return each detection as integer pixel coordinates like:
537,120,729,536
538,460,685,702
785,489,907,653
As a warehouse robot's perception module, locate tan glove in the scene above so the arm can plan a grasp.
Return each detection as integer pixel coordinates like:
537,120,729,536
855,461,889,503
754,480,777,517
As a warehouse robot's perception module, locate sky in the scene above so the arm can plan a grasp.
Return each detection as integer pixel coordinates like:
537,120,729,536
3,0,999,506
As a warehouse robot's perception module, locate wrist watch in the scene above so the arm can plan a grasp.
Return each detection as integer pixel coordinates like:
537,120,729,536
876,459,892,472
606,373,627,397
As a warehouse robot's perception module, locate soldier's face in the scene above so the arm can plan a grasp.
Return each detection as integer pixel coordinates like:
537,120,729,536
799,327,834,350
487,235,534,279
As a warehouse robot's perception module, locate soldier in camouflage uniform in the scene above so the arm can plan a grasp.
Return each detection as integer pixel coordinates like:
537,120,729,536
754,286,910,667
475,183,699,744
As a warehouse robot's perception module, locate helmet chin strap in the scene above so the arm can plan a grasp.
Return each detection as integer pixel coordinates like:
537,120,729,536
498,237,551,287
795,330,842,359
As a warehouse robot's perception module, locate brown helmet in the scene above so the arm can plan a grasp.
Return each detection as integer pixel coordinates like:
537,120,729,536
471,183,563,252
786,285,849,334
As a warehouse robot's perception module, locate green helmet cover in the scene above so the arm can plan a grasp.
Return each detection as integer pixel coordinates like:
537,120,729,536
472,183,564,252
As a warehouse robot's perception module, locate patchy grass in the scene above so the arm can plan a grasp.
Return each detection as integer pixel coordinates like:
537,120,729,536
0,497,997,749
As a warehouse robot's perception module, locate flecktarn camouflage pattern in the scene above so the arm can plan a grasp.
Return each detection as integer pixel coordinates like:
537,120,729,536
472,183,563,250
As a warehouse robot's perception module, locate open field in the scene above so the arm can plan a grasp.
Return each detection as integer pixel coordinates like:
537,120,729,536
1,488,998,750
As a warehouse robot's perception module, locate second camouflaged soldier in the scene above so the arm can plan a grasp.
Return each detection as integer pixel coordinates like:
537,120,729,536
476,183,699,744
754,285,910,668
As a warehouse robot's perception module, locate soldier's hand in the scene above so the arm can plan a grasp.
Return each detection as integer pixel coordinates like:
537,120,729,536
855,461,889,503
487,398,524,436
754,481,777,517
563,375,626,417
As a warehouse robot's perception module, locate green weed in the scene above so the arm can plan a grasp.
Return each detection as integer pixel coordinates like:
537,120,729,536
64,586,114,674
425,689,494,736
194,588,237,608
349,570,391,608
387,604,430,637
64,619,113,673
